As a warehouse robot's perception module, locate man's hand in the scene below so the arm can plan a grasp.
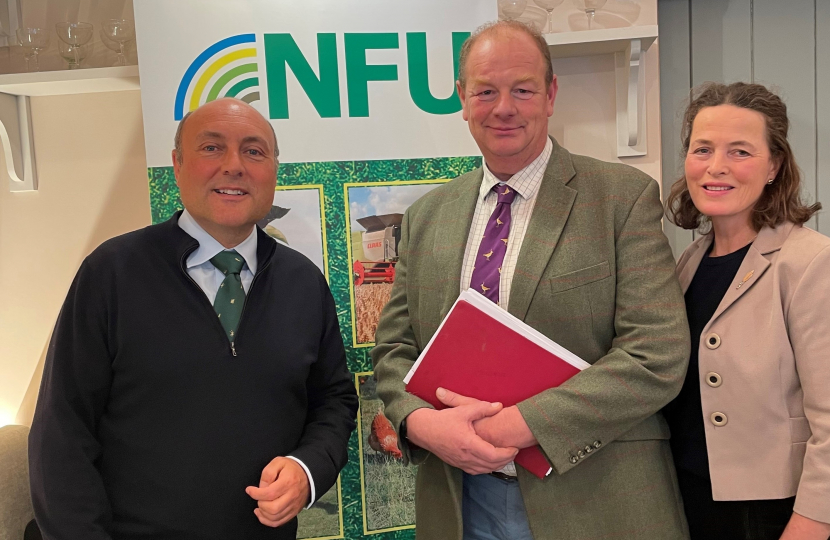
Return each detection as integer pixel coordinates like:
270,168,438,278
405,388,519,474
437,388,538,449
245,457,310,528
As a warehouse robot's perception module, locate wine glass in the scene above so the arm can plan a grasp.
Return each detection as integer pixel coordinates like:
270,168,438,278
100,27,118,53
55,22,93,69
533,0,564,33
100,27,133,66
499,0,528,20
101,19,134,66
16,27,50,72
0,17,11,61
572,0,607,29
58,40,92,69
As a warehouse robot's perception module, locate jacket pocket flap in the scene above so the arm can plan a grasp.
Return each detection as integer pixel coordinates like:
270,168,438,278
548,261,611,294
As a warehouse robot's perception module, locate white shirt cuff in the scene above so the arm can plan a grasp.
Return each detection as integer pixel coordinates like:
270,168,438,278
285,456,316,509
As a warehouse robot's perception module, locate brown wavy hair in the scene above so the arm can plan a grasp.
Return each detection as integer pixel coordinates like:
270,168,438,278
665,82,820,231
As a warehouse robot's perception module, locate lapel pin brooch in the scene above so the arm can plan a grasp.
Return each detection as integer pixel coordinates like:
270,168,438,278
736,270,754,290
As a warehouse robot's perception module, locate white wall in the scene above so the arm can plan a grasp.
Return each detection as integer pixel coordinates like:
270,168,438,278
549,47,662,181
0,90,150,426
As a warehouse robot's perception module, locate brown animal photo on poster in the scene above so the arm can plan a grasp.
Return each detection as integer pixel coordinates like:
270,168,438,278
356,373,416,534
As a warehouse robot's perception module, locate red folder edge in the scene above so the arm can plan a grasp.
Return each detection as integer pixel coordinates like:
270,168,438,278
405,299,583,478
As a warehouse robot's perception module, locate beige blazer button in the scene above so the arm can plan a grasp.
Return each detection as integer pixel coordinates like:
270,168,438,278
569,455,579,464
592,440,602,449
710,412,728,426
705,333,721,349
705,372,723,388
577,450,586,459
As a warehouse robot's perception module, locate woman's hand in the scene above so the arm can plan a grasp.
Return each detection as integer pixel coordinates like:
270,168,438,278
779,512,830,540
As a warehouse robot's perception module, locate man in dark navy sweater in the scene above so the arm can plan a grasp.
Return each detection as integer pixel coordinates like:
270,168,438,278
28,98,358,540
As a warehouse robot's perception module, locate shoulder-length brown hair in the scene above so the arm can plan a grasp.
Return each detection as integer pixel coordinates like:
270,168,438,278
665,82,821,231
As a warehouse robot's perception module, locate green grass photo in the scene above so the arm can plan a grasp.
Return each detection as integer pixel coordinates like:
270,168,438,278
356,373,417,535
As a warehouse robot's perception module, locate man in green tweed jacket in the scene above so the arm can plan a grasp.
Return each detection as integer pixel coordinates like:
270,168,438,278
371,20,691,540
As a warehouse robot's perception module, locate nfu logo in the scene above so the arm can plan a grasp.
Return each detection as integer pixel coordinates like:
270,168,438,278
176,32,470,120
175,34,261,120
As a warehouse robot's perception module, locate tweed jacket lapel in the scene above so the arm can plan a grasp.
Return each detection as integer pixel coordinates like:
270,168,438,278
433,169,483,319
677,235,711,294
508,139,577,321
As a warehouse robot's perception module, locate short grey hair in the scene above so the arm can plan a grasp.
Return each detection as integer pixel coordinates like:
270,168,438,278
173,102,280,164
456,20,554,90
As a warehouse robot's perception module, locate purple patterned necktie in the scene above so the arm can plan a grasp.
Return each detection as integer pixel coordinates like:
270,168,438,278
470,184,516,303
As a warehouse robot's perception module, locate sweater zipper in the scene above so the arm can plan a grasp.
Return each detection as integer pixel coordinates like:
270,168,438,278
179,244,275,358
228,253,273,358
180,250,241,358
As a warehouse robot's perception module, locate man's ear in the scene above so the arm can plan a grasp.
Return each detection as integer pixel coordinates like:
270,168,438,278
457,80,469,122
171,150,181,186
546,74,558,117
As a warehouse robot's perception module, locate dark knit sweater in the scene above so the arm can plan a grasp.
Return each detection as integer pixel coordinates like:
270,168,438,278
29,213,358,540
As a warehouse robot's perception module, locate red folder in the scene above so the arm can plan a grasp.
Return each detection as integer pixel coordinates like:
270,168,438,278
404,290,589,478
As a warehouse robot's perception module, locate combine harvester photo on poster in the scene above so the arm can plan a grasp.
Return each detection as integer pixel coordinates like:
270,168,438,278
351,213,404,344
352,214,403,286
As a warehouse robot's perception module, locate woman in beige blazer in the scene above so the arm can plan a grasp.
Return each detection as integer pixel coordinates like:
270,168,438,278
664,82,830,540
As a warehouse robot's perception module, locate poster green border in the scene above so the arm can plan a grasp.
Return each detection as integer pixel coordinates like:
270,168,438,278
148,154,481,540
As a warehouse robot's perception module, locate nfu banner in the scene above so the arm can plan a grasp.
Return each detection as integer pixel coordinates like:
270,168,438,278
135,0,494,165
134,1,495,539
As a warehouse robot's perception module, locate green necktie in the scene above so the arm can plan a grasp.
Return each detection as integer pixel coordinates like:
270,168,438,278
210,250,246,342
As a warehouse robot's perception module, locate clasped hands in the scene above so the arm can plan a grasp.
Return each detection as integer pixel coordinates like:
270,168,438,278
405,387,538,475
245,457,310,528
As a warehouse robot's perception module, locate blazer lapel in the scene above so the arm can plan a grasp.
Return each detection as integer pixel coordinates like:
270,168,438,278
509,140,577,321
707,223,794,325
434,170,482,319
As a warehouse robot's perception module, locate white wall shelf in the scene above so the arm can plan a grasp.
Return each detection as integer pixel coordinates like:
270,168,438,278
545,25,658,58
0,66,140,97
546,26,658,158
0,66,139,192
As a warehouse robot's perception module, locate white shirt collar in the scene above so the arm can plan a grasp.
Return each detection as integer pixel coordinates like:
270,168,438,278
480,137,553,201
178,209,258,274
